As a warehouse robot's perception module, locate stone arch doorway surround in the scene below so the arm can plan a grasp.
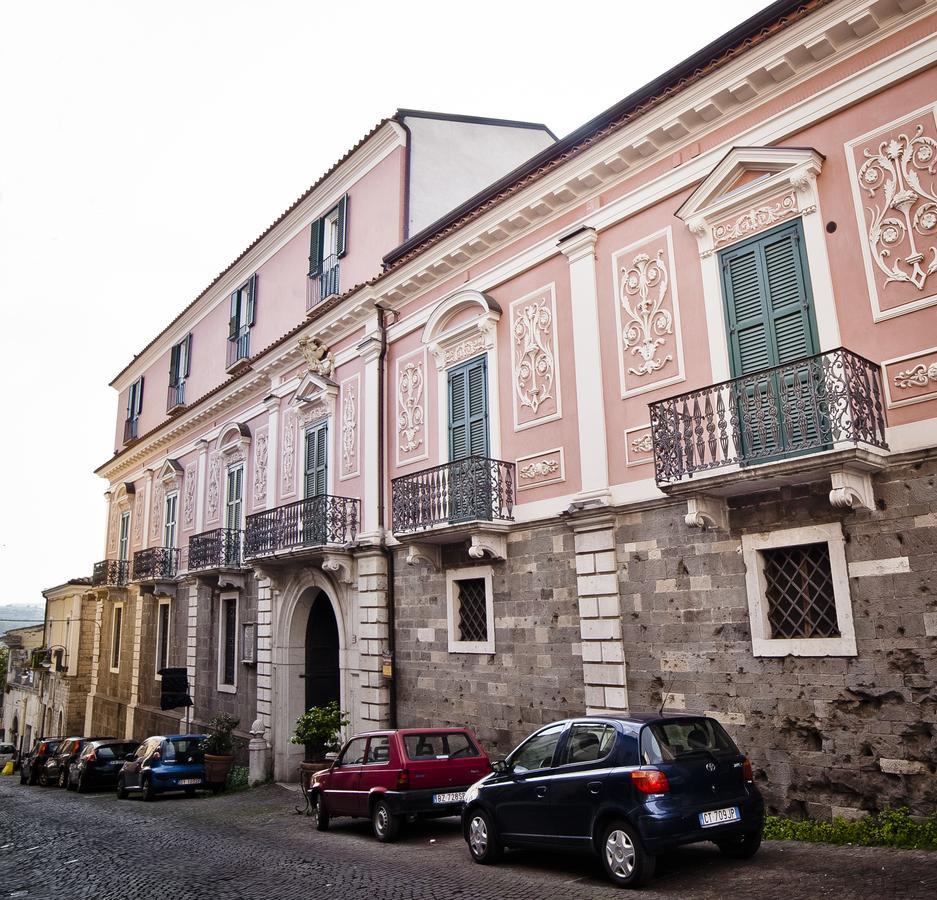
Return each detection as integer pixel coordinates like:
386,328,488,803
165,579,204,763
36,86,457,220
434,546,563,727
271,567,351,781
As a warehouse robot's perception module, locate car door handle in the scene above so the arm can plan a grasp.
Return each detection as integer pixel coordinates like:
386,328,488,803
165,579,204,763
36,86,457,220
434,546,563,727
588,781,602,795
536,786,547,798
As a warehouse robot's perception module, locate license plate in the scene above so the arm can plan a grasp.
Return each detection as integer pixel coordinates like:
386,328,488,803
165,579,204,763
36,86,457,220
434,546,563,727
699,806,740,827
432,792,465,804
178,779,201,786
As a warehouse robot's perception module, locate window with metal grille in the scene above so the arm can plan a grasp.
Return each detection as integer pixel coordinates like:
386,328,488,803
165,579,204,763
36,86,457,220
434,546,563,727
762,542,839,639
221,597,237,686
456,578,488,643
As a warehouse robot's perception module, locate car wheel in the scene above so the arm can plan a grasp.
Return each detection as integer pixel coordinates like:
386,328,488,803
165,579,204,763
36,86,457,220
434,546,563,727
59,768,68,789
19,769,27,786
38,769,49,787
600,820,655,888
313,793,330,831
371,799,401,843
142,776,155,802
116,776,128,800
76,773,87,794
466,809,503,864
717,829,763,860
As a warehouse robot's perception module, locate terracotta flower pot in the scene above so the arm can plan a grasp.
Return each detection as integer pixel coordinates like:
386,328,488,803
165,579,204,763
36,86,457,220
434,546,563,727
203,753,235,786
299,760,330,791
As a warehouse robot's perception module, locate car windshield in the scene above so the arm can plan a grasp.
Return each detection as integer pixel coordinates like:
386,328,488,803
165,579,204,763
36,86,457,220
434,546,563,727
403,732,479,760
641,719,738,763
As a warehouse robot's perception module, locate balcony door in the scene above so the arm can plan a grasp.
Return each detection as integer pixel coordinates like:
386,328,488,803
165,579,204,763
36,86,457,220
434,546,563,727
448,356,490,522
118,511,130,562
720,221,822,463
225,464,243,532
163,493,178,549
303,422,328,544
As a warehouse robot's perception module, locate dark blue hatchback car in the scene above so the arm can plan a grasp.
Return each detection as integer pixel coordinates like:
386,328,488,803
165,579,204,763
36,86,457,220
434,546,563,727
462,714,764,888
116,734,207,801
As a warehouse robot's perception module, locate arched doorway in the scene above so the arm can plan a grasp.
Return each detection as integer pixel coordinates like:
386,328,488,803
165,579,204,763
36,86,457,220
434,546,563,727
304,592,340,713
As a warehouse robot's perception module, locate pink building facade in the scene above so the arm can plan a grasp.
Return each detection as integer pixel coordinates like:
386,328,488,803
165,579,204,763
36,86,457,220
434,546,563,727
84,0,936,815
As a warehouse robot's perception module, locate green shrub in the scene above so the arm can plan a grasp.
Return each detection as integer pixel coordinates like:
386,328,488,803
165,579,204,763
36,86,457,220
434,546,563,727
764,808,937,851
226,766,249,792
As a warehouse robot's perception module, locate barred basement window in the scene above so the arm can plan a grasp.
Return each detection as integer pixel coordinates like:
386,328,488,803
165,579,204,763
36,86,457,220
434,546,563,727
446,566,495,654
762,543,839,639
457,579,487,643
741,522,857,658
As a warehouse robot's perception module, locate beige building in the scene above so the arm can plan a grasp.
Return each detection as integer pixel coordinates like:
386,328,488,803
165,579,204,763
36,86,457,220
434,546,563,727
1,624,45,756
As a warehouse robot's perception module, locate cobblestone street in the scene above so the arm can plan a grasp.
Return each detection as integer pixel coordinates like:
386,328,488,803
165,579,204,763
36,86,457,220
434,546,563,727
1,779,936,900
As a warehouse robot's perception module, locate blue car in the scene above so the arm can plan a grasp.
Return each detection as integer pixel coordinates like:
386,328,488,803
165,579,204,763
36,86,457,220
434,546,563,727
462,714,764,888
116,733,207,801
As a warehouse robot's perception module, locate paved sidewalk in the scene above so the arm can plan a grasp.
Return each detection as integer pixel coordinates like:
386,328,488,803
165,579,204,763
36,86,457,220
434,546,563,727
1,778,935,899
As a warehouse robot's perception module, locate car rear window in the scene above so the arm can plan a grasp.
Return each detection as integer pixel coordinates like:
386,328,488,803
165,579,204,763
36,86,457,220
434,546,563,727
641,719,738,763
164,739,204,761
403,732,479,760
0,744,14,754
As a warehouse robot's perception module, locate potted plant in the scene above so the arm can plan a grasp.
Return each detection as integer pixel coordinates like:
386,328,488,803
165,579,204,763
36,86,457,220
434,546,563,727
290,701,348,777
200,712,239,790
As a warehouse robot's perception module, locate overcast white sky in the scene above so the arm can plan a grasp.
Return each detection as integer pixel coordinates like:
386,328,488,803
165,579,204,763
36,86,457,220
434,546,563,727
0,0,770,606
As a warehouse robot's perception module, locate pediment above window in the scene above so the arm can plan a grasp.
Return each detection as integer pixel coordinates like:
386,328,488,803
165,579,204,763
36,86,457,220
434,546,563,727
217,422,251,461
422,289,501,369
112,481,135,512
157,458,184,491
676,146,825,256
288,371,338,427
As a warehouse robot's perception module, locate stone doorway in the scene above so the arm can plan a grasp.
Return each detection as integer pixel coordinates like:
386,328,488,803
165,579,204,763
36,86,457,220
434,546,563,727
303,592,340,718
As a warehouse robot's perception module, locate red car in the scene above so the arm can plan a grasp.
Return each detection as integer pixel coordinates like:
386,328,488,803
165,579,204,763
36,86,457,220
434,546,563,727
311,728,491,841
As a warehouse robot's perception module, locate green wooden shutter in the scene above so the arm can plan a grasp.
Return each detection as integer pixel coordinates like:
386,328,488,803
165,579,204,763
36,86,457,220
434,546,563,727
448,357,488,460
228,292,239,339
309,218,324,275
135,377,144,416
183,333,192,377
304,422,328,498
247,275,257,326
336,195,348,258
226,466,243,530
169,343,181,386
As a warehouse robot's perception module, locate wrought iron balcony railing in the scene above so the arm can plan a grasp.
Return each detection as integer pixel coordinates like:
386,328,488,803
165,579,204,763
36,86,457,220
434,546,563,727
648,347,888,486
307,255,340,310
167,381,186,413
392,456,515,534
226,327,251,370
189,528,243,571
244,495,359,559
92,559,129,587
131,546,180,581
123,417,139,443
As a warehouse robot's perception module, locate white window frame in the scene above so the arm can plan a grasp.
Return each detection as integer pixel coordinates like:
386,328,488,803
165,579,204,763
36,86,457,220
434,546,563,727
225,463,245,531
118,510,131,562
741,522,856,658
154,598,171,681
446,565,495,654
109,602,124,674
163,491,178,549
217,592,239,693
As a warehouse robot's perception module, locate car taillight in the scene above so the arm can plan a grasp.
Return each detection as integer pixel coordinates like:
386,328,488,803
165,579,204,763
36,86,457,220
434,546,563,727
396,769,409,789
631,768,670,794
741,757,753,782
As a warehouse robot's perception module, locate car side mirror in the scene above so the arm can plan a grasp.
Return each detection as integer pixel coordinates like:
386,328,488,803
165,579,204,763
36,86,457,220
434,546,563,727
492,759,510,774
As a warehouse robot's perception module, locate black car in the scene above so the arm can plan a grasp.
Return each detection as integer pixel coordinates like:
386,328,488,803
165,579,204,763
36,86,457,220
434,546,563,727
19,738,62,786
462,714,764,888
67,739,140,792
46,736,115,788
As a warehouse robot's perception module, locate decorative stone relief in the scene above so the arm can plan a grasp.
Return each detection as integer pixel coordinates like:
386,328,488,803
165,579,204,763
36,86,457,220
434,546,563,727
281,412,296,497
444,335,486,366
150,483,163,542
858,125,937,291
297,400,329,429
132,491,144,545
397,360,424,454
183,463,197,530
519,459,559,479
253,429,268,506
515,448,565,492
624,425,655,467
712,191,798,247
510,285,560,430
107,504,119,555
206,454,221,524
298,336,335,378
847,109,937,319
620,250,672,376
612,229,684,399
883,347,937,408
340,376,358,479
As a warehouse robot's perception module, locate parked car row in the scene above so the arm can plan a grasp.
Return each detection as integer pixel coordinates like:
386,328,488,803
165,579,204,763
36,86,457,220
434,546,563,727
16,732,209,799
309,713,765,888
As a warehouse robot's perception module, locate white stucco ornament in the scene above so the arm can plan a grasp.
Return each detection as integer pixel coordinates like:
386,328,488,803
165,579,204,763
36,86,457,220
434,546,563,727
620,250,673,377
397,362,424,453
513,299,555,414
